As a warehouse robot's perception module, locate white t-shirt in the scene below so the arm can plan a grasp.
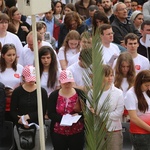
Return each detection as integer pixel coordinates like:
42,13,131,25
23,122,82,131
125,87,150,134
102,43,120,65
88,84,124,131
0,32,23,64
0,64,23,89
68,52,80,66
20,41,61,68
40,69,60,96
121,78,129,97
67,62,91,86
58,46,80,67
113,54,150,74
133,54,150,74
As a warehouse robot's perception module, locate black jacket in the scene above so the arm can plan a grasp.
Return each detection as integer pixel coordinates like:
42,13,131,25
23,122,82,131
47,88,86,133
111,17,141,44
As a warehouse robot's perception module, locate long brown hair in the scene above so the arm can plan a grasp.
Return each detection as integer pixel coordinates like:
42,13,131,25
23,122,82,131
134,70,150,113
39,46,58,88
62,30,81,61
114,52,135,90
0,44,17,72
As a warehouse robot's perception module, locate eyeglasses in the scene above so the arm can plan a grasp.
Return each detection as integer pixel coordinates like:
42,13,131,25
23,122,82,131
117,8,128,11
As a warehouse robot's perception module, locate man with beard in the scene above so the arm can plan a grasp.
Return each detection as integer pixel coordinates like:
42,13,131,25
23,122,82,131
101,0,114,22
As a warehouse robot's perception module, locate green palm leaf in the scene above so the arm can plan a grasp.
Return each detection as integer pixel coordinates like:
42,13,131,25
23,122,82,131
81,29,112,150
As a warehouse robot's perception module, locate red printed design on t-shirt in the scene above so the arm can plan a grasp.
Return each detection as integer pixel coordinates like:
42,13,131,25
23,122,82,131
14,73,20,78
135,65,140,70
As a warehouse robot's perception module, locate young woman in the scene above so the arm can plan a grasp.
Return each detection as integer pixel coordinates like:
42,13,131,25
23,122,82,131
92,10,109,35
62,3,76,23
47,69,85,150
39,46,60,96
0,44,23,121
114,52,136,122
10,65,47,150
58,11,87,49
88,65,124,150
53,1,64,21
8,6,30,46
114,52,136,97
58,30,81,70
0,0,6,13
130,10,144,31
125,70,150,149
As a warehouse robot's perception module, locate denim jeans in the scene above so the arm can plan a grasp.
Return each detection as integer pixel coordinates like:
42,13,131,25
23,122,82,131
130,133,150,150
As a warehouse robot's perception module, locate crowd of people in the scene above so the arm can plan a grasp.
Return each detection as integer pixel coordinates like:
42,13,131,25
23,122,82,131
0,0,150,149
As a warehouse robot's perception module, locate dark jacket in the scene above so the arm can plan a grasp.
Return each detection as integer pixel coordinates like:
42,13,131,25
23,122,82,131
58,23,88,49
111,17,141,44
75,0,96,19
47,88,86,133
10,86,47,128
0,82,5,139
137,39,150,61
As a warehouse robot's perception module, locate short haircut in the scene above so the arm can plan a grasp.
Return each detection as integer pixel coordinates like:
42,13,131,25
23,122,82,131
141,20,150,30
124,33,139,45
113,2,124,13
0,13,9,22
99,24,112,35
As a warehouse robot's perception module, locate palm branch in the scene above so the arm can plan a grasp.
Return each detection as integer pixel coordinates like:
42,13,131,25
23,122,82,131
81,29,112,150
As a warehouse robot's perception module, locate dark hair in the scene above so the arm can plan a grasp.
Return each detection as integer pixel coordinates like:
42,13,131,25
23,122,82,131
5,0,16,8
134,70,150,112
0,44,17,72
53,1,63,14
79,48,92,66
93,10,109,35
99,24,112,35
39,46,58,88
64,3,76,12
141,20,150,30
124,33,139,45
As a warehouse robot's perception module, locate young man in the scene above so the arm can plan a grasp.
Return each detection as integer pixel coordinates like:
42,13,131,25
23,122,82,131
113,33,149,74
43,4,61,44
67,48,92,92
99,24,120,66
137,20,150,61
101,0,113,19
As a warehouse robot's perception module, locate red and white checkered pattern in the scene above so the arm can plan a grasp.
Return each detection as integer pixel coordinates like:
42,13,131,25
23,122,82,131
22,65,36,82
59,70,74,84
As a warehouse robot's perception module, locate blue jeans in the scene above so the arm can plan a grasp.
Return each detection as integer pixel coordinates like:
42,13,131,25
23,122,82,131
130,133,150,150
